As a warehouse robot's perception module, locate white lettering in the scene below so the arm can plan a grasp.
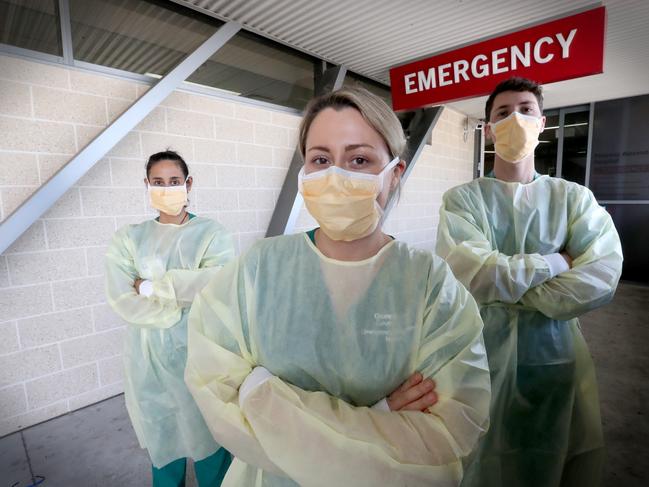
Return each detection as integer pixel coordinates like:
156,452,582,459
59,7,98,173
471,54,489,78
556,29,577,58
492,47,509,74
438,63,452,86
417,68,436,91
534,36,554,63
402,27,580,97
453,59,470,83
511,42,531,70
404,73,417,94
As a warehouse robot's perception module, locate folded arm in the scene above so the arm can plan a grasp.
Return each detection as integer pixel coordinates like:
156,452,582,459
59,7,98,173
105,229,181,328
186,257,490,486
437,193,554,304
520,189,623,320
150,230,236,307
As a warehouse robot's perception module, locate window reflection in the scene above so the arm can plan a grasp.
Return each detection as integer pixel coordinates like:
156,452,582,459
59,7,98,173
70,0,219,75
188,29,315,110
0,0,61,56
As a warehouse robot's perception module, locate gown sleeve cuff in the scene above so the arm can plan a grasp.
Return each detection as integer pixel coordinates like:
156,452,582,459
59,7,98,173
139,279,154,297
542,253,570,278
371,397,391,412
239,366,274,405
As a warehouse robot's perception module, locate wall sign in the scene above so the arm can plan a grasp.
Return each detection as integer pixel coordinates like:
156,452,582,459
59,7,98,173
389,7,606,111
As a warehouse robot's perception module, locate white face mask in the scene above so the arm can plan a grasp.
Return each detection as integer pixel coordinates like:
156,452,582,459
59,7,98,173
298,158,400,241
147,178,189,216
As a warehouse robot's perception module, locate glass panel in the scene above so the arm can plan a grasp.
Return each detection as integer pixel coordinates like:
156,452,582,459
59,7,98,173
535,110,559,176
483,137,495,175
187,29,315,110
0,0,61,56
344,72,392,107
589,95,649,200
70,0,219,75
605,204,649,284
560,109,590,184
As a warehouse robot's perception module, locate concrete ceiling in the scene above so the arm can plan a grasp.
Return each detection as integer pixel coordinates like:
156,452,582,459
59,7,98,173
175,0,649,117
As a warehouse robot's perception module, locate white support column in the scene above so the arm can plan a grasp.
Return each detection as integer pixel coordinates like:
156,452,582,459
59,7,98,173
0,21,241,255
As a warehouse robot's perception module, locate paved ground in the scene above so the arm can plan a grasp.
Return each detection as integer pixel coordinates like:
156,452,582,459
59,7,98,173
2,282,647,487
580,281,649,486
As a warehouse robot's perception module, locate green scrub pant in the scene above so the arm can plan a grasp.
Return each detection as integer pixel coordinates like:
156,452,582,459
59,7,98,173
152,448,232,487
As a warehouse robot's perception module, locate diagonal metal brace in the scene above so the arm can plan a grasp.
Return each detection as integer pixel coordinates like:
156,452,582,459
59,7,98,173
0,21,241,255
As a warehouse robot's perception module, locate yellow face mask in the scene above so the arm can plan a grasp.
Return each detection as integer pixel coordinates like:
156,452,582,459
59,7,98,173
298,158,399,242
147,179,188,216
489,112,543,163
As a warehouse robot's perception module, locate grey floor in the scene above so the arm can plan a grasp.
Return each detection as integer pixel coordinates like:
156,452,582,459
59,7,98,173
580,281,649,486
2,282,647,487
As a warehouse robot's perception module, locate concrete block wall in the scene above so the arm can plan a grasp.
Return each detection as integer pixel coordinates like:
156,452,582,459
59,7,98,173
383,108,476,250
0,53,473,436
0,54,297,436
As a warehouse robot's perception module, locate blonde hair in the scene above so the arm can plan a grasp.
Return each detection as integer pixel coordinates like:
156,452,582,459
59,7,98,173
298,87,406,160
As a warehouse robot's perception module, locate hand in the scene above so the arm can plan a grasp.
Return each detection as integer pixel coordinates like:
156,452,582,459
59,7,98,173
134,278,144,294
387,372,437,412
560,252,573,269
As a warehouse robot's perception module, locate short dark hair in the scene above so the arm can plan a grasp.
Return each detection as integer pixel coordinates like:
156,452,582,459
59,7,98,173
145,150,189,179
484,77,543,120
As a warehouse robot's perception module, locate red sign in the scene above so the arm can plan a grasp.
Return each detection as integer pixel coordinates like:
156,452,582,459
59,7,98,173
389,7,606,111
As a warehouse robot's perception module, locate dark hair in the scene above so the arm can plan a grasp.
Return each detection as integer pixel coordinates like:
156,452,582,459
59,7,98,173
484,77,543,120
145,150,189,179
